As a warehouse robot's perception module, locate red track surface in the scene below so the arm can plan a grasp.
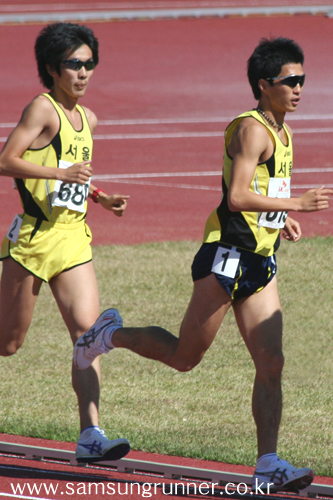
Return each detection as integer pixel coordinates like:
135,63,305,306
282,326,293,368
3,0,333,10
1,433,333,500
0,434,257,499
0,13,332,245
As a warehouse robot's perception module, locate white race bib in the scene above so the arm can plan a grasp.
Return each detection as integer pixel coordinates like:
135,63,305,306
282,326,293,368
7,214,22,243
258,178,290,229
211,246,240,279
52,160,90,213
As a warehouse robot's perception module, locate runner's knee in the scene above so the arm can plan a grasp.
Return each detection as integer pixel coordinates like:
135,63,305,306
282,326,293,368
0,332,25,356
171,352,204,372
0,341,21,357
255,351,284,379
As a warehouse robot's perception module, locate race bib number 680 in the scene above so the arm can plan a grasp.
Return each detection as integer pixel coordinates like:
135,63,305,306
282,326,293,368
52,160,91,213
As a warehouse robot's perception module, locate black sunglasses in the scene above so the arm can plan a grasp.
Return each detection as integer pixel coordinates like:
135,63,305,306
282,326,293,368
62,59,96,71
266,74,306,88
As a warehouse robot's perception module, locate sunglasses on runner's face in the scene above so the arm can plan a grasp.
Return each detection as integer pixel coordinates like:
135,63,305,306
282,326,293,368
62,59,96,71
266,74,306,88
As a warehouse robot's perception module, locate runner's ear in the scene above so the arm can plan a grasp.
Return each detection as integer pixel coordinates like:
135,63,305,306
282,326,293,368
258,78,269,95
46,64,57,77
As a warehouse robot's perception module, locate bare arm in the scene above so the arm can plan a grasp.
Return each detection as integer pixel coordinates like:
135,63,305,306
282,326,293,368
89,183,130,217
0,95,92,185
227,119,332,213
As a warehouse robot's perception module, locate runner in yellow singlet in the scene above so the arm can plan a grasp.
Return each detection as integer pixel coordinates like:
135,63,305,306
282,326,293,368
0,22,130,463
74,37,332,492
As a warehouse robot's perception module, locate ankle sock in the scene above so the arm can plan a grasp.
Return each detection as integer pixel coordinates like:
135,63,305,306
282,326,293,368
80,426,99,440
103,325,121,349
257,453,278,469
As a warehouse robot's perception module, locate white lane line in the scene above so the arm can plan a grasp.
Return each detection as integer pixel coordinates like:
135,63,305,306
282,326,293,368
93,127,333,139
93,127,333,140
93,171,220,179
1,114,333,129
291,184,333,189
98,114,333,125
2,2,240,12
2,127,333,142
293,168,333,173
4,1,331,13
1,5,333,23
94,174,333,191
96,178,333,190
293,127,333,134
93,131,223,140
97,178,221,190
0,131,223,142
92,167,333,181
0,493,58,500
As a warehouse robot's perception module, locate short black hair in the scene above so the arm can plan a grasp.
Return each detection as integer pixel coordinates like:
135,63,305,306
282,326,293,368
247,37,304,100
35,22,99,89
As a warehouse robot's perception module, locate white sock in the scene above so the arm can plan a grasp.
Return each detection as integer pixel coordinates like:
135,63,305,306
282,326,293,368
80,426,99,440
103,325,121,349
257,453,278,469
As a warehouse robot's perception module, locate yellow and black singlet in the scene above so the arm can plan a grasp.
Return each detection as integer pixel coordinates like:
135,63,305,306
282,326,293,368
16,93,93,226
203,109,293,257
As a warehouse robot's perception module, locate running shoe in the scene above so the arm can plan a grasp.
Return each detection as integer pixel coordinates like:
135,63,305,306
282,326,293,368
73,308,122,370
252,458,314,493
76,428,130,463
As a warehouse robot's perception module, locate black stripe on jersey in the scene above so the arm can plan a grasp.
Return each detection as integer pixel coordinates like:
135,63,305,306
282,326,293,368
15,133,61,221
51,131,62,161
217,178,258,252
15,179,48,221
217,178,280,253
265,152,275,178
274,233,281,253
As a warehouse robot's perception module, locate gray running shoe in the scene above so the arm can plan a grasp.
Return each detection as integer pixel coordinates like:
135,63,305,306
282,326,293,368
252,458,314,493
73,309,122,370
76,428,130,463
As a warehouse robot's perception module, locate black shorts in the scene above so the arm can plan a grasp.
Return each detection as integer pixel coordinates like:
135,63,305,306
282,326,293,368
191,242,277,300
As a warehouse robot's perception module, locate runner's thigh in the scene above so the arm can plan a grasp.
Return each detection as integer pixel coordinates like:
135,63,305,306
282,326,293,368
49,261,100,343
232,276,283,365
0,258,42,353
176,273,232,363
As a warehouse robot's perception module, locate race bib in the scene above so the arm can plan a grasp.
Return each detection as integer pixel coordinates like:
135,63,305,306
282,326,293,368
7,214,22,243
52,160,90,213
258,178,290,229
211,246,240,279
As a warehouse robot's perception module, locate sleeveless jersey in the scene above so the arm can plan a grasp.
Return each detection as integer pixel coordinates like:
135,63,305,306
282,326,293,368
15,93,93,225
203,109,293,257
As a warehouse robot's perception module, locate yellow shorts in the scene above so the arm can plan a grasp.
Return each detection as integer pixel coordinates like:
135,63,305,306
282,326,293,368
0,214,93,282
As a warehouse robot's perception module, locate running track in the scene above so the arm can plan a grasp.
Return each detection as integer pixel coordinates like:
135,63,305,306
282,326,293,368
1,433,333,500
0,7,332,245
1,4,333,499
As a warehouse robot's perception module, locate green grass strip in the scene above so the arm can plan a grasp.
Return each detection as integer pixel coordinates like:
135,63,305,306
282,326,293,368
1,237,332,476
